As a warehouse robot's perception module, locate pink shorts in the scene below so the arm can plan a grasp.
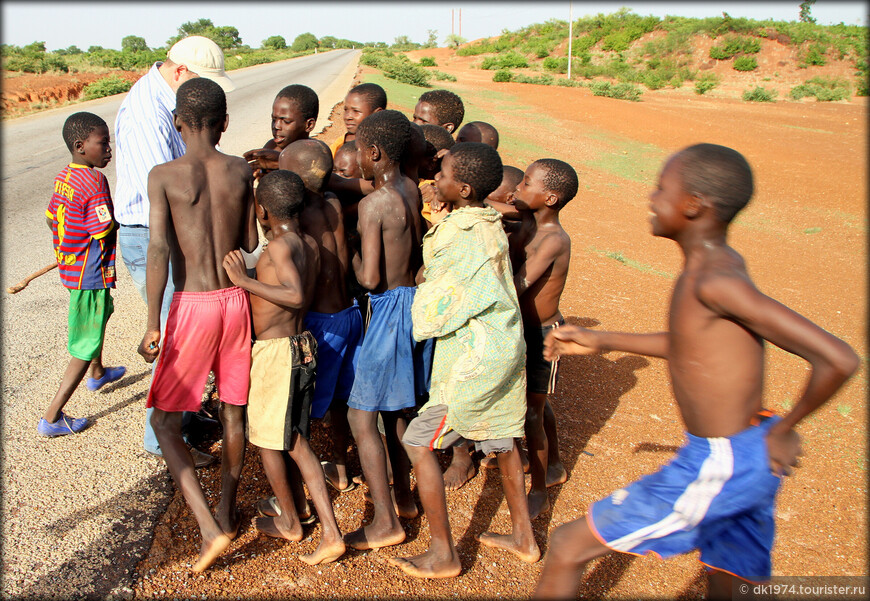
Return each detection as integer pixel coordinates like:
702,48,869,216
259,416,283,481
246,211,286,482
147,286,252,412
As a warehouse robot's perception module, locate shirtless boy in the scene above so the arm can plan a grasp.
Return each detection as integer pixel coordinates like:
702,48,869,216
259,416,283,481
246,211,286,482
137,78,259,572
329,82,387,157
223,169,345,566
243,84,318,178
455,121,499,149
394,142,540,579
484,164,523,223
412,89,465,134
535,144,859,599
510,159,577,519
279,139,362,493
333,140,361,179
345,109,428,550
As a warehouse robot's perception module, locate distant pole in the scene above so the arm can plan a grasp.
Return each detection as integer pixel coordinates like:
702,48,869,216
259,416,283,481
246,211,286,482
452,9,455,35
459,8,462,37
567,1,573,79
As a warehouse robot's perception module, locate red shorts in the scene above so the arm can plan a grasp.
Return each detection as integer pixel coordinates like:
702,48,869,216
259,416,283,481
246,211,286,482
147,286,252,412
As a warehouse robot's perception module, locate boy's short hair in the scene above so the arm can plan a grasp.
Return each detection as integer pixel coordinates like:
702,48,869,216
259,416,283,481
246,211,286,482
449,142,503,201
281,138,334,193
258,170,306,220
676,143,753,223
419,89,464,129
356,109,411,163
421,123,455,154
532,159,579,210
501,165,524,190
62,112,107,152
336,139,357,157
175,78,226,131
457,121,499,149
348,82,387,111
276,84,319,122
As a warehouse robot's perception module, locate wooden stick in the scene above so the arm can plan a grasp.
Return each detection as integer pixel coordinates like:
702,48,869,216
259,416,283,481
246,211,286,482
6,262,58,294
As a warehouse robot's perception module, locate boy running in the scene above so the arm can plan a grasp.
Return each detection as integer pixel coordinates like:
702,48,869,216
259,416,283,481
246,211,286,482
395,142,540,579
535,144,859,598
223,169,346,565
137,78,259,572
41,112,126,437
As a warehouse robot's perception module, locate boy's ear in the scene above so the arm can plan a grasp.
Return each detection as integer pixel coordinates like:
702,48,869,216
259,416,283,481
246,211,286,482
73,139,86,154
683,192,704,218
222,113,229,133
173,113,182,133
304,117,316,133
459,182,473,200
368,143,381,163
443,122,456,134
544,191,559,208
255,199,267,219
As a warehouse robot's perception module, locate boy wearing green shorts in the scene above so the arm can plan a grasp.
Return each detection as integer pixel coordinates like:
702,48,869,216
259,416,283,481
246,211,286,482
40,112,126,437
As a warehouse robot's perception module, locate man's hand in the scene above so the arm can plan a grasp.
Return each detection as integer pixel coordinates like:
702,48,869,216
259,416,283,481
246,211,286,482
765,425,802,477
138,330,161,363
544,325,602,361
223,250,250,286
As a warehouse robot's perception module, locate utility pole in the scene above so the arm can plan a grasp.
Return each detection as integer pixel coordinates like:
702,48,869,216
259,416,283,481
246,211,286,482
567,1,573,79
459,8,462,37
452,9,455,35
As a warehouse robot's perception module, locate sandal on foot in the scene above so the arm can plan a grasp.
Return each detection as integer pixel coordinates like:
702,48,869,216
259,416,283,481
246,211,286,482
321,461,358,493
37,412,89,437
256,496,317,524
86,366,126,392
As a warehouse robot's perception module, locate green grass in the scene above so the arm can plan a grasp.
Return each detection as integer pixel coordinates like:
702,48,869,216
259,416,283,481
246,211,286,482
837,403,853,417
588,247,674,279
803,227,822,234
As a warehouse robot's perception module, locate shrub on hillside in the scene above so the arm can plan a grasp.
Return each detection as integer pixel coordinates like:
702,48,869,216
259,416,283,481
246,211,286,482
543,56,569,73
590,81,642,101
742,86,776,102
733,56,758,71
83,75,133,100
481,52,528,70
513,73,554,85
381,56,431,87
419,56,437,67
800,43,828,66
492,69,513,82
694,73,719,94
430,70,457,82
789,76,851,101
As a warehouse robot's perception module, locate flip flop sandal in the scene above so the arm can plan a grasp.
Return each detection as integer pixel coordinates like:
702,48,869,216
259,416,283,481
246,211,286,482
256,496,317,524
321,461,358,493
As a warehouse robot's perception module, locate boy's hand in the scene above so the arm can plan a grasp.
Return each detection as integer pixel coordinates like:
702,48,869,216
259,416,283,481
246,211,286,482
420,181,437,206
223,250,249,286
243,148,280,172
138,330,160,363
544,325,601,360
765,425,802,477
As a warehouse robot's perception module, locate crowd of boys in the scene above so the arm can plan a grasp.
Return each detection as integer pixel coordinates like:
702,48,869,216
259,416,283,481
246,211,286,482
41,36,858,596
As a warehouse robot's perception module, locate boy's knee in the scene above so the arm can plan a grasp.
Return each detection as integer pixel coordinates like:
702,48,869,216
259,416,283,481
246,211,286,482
219,403,245,426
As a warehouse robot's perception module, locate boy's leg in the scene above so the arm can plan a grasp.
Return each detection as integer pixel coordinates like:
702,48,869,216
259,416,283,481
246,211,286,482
526,391,550,519
478,441,541,562
151,408,231,572
322,405,354,490
389,442,461,578
707,569,738,600
256,447,304,541
214,403,245,538
543,400,568,486
43,356,91,423
443,442,476,491
533,516,610,599
381,410,418,519
285,433,346,565
345,407,405,549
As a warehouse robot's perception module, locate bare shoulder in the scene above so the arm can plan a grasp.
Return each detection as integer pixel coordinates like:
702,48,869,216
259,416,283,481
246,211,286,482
694,246,758,313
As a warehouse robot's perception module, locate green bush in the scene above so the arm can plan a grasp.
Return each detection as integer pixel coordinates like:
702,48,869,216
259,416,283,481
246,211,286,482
4,53,68,73
733,56,758,71
590,80,642,101
694,73,719,94
481,52,528,70
555,78,584,87
742,86,776,102
542,56,569,73
419,56,437,67
82,76,133,100
789,76,851,101
381,56,431,87
430,70,457,82
801,43,828,66
709,35,761,60
513,73,554,85
480,57,498,70
492,69,513,82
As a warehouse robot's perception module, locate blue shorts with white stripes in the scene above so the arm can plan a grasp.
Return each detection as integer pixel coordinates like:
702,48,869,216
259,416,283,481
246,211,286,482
589,412,782,583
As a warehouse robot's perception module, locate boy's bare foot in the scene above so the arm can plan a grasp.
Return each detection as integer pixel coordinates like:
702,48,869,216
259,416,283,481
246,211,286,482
321,460,356,492
388,550,461,579
344,523,406,550
217,508,241,539
546,462,568,487
481,453,530,473
254,516,303,542
477,532,541,563
363,486,417,518
443,458,476,491
527,489,551,520
299,537,347,565
192,533,232,573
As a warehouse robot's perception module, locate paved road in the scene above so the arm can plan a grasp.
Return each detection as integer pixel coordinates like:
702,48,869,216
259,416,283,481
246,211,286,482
0,49,358,599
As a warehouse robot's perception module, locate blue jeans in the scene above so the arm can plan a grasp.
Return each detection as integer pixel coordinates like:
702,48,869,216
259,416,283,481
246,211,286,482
118,225,192,454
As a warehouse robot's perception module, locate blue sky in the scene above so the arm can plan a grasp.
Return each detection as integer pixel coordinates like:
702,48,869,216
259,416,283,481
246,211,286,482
3,1,866,51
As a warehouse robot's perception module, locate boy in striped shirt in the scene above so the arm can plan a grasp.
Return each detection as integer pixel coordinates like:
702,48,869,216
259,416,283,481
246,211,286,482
40,112,126,437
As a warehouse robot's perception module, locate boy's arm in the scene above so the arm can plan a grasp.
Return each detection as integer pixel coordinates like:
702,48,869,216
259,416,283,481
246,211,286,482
697,273,860,473
138,169,171,362
353,201,382,290
513,232,564,297
223,243,305,308
241,175,259,253
544,326,669,360
327,173,374,207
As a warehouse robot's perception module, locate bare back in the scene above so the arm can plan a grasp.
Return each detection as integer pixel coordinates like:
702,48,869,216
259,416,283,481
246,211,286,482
668,246,764,437
515,216,571,327
300,191,351,313
151,150,256,292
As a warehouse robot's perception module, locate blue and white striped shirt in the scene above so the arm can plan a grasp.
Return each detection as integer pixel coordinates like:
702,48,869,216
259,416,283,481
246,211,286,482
113,63,186,227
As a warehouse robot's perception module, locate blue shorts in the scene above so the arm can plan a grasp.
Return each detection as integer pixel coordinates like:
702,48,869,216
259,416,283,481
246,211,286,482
589,412,782,583
304,300,363,419
348,287,431,412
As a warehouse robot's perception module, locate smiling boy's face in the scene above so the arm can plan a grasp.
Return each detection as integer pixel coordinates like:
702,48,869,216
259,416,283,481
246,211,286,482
343,92,377,134
77,125,112,169
271,97,311,149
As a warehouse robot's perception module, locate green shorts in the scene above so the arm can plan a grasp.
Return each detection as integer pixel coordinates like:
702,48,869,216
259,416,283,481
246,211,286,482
67,288,114,361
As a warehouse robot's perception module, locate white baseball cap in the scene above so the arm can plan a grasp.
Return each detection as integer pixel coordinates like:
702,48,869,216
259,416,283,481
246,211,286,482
168,35,235,92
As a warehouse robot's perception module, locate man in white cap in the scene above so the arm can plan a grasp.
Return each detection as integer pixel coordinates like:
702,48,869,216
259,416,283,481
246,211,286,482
114,36,234,465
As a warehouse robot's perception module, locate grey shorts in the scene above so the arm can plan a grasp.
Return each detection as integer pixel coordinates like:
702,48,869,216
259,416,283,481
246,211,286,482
402,404,514,456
